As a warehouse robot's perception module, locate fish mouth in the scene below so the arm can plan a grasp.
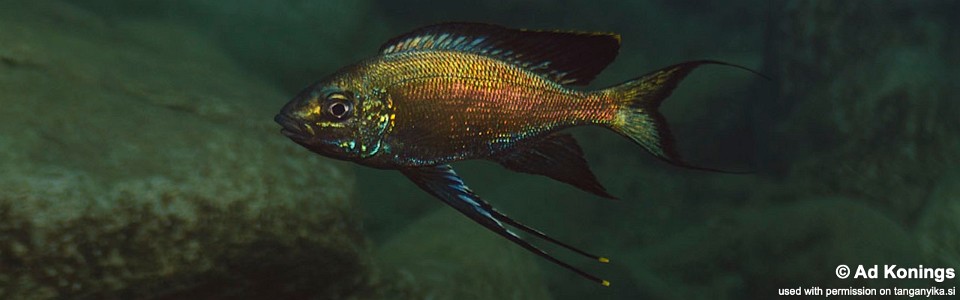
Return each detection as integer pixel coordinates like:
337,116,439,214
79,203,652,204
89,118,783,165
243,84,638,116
274,113,308,141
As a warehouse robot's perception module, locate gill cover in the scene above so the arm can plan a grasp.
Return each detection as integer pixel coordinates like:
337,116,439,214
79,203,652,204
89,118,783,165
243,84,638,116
354,87,394,159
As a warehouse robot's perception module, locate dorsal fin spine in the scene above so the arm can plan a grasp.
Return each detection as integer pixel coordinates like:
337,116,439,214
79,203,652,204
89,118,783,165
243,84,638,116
378,22,621,86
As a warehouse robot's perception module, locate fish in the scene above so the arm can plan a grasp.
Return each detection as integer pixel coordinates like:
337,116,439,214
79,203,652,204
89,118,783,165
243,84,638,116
274,22,759,286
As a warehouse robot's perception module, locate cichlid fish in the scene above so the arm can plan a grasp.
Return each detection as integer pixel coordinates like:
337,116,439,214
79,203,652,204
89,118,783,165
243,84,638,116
275,22,757,286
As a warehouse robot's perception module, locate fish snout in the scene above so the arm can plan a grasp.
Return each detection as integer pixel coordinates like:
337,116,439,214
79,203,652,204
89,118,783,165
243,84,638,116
275,113,308,140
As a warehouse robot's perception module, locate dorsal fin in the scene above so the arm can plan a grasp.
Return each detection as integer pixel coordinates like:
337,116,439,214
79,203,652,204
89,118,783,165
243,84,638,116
379,22,621,85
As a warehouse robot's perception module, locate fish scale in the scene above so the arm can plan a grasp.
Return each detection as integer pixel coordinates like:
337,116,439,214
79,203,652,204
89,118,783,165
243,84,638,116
362,51,616,165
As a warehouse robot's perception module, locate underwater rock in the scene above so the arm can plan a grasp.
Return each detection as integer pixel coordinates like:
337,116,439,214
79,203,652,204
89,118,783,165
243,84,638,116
627,197,921,299
762,1,960,220
0,1,375,299
375,208,552,300
915,172,960,269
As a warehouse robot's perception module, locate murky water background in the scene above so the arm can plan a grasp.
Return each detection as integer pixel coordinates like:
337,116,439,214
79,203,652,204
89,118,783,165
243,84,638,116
1,0,958,299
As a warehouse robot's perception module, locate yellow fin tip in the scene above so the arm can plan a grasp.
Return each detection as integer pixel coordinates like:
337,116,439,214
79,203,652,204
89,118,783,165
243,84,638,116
599,257,610,263
602,280,611,287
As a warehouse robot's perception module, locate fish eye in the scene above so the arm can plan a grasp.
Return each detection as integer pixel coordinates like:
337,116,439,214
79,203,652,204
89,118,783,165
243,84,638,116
329,102,349,117
325,93,352,119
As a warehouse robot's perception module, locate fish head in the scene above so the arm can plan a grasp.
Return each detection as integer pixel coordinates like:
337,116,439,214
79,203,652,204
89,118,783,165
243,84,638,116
275,81,364,160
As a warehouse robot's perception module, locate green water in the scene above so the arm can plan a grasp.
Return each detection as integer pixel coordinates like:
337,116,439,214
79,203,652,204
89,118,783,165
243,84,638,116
1,0,958,299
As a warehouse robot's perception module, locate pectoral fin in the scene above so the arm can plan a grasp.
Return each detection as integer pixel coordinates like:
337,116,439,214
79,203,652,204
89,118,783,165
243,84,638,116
400,164,610,286
493,133,615,199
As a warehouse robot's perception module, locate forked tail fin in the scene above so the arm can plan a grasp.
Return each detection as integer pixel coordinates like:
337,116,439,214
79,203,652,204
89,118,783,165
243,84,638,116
605,60,761,173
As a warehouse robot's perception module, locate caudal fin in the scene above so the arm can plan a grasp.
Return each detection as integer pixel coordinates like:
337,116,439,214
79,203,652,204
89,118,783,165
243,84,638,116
605,60,759,173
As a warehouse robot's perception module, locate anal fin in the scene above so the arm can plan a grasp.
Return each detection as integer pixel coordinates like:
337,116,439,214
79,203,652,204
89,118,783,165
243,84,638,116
492,133,615,199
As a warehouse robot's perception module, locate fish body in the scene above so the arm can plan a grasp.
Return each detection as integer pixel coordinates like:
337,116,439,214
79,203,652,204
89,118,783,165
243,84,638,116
346,50,615,168
275,22,754,286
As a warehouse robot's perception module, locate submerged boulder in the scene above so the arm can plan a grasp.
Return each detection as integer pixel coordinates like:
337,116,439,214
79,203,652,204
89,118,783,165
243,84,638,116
0,1,375,299
627,197,921,299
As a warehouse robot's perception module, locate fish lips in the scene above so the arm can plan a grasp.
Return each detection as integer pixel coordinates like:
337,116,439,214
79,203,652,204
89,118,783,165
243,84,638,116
275,114,345,158
274,113,310,143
